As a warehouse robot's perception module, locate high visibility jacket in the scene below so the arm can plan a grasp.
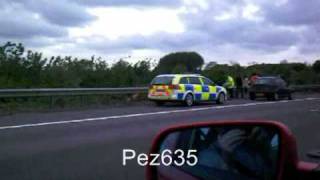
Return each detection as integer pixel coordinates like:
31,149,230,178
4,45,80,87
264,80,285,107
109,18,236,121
224,76,235,89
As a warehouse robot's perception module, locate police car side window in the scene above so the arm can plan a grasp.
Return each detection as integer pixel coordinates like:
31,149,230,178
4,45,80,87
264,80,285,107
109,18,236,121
202,78,214,85
189,77,202,85
179,77,189,84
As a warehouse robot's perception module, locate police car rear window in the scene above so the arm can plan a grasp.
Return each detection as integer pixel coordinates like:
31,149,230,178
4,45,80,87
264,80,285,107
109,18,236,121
179,77,188,84
189,77,202,84
151,76,174,85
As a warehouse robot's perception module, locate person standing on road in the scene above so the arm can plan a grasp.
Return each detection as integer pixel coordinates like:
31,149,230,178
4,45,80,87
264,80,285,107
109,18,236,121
249,73,259,86
235,75,244,98
223,75,235,99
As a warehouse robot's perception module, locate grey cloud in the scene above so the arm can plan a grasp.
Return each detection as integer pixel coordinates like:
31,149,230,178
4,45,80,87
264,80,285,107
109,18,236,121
0,0,92,48
1,0,319,62
299,44,320,54
0,37,58,49
302,27,320,45
0,18,66,39
78,0,315,53
77,0,320,61
30,0,96,27
79,31,213,54
178,1,301,53
296,28,320,54
79,19,300,57
83,0,301,55
0,5,67,39
72,0,181,7
263,0,320,26
3,0,96,27
217,21,298,50
78,35,160,54
256,0,320,54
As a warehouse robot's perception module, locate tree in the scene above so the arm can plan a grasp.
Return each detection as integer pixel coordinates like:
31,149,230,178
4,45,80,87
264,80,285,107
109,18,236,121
0,41,317,88
133,60,153,85
155,51,204,74
203,64,229,85
204,61,217,70
110,60,136,87
172,64,188,74
280,59,288,64
313,60,320,73
291,63,307,72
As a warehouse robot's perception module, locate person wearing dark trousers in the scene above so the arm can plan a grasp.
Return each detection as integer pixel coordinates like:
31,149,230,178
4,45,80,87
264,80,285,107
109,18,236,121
235,76,244,99
243,77,249,98
227,88,234,99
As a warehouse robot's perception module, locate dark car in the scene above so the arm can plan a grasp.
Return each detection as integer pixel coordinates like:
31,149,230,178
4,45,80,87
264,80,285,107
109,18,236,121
249,76,293,100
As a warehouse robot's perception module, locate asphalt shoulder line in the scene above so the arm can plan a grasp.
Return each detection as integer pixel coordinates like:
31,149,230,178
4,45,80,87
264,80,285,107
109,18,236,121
0,97,319,130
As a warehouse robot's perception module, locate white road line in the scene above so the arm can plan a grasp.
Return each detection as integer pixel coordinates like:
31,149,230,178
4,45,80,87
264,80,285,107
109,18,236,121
0,98,319,130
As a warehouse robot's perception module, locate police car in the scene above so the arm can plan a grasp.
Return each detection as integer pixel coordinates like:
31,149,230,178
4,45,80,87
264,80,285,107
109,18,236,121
148,74,227,106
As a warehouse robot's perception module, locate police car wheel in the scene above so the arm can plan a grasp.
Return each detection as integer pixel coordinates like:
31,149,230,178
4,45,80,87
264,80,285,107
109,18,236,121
216,93,225,104
184,94,194,107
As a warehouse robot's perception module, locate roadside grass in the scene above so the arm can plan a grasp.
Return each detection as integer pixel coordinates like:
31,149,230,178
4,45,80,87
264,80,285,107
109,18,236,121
0,93,148,115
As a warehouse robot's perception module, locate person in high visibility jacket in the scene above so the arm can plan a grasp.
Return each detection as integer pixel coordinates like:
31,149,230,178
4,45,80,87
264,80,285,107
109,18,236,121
223,75,235,98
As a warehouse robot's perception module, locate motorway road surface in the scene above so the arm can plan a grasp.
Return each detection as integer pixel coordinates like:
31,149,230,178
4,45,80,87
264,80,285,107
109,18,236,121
0,94,319,180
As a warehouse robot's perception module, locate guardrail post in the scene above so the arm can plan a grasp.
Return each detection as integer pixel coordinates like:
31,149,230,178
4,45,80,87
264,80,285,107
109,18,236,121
50,96,54,108
80,95,84,106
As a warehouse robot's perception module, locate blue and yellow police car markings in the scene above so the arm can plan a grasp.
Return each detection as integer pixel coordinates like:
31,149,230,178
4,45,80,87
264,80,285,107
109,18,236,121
193,85,202,101
185,84,194,91
209,93,217,100
217,86,222,93
177,93,184,100
174,83,221,101
201,85,210,92
200,85,209,100
208,86,217,101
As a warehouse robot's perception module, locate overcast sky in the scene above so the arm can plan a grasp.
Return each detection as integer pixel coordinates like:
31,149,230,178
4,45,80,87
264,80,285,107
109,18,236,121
1,0,319,65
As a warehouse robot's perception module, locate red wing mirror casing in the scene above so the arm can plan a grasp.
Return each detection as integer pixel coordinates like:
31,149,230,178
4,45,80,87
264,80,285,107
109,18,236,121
146,121,318,180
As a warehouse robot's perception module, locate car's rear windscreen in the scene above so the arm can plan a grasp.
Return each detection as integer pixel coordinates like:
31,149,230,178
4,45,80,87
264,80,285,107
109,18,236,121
255,78,276,85
151,76,174,85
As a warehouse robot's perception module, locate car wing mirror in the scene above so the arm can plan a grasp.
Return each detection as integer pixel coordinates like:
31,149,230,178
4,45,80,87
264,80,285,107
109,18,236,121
146,121,319,180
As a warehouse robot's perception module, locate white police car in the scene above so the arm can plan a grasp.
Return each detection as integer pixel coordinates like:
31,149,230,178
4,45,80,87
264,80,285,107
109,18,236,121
148,74,227,106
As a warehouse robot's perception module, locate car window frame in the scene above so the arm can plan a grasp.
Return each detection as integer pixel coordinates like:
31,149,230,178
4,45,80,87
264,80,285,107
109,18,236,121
179,77,189,84
188,77,202,85
151,76,174,85
201,77,214,86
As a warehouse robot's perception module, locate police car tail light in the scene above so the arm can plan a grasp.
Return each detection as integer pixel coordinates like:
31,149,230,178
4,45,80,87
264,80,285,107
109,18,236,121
168,84,180,90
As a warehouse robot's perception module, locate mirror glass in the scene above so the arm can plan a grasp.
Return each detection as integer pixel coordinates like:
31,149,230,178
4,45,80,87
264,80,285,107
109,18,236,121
156,125,280,180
